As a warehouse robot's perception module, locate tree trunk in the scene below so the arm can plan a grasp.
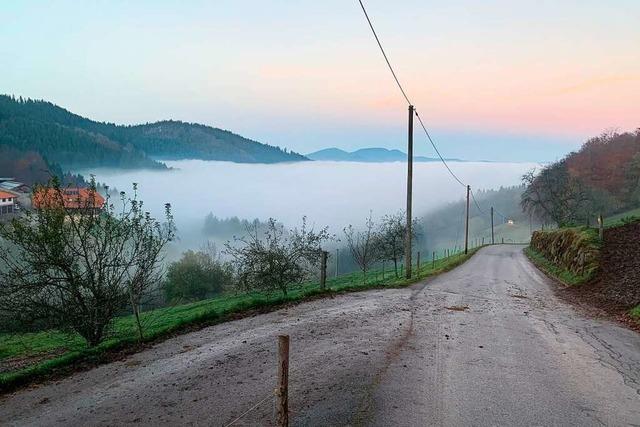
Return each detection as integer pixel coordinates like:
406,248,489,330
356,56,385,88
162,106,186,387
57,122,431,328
129,290,144,342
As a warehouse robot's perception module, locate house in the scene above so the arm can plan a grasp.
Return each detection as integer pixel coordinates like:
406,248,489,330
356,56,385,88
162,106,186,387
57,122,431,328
32,187,106,212
0,190,16,215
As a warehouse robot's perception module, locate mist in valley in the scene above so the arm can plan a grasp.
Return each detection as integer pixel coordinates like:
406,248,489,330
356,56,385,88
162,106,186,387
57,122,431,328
83,159,538,258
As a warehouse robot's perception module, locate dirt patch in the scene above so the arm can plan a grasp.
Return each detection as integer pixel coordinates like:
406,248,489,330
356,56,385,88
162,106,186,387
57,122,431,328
444,305,469,311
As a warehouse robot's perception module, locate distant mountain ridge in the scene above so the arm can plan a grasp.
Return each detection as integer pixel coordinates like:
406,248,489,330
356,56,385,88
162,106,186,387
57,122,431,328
306,147,461,163
0,95,307,179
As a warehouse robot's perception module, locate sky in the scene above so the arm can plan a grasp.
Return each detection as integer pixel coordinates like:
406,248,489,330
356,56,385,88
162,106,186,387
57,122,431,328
1,0,639,162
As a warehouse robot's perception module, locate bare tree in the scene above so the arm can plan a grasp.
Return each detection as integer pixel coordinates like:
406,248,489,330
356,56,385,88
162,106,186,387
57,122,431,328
521,164,594,227
0,178,175,346
374,211,420,278
224,217,331,295
343,212,379,283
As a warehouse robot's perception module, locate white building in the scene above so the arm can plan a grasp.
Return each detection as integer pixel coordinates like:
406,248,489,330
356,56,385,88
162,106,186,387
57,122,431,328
0,190,16,215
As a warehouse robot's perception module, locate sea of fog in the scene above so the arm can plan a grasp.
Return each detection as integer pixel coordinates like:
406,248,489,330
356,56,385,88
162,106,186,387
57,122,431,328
82,160,538,250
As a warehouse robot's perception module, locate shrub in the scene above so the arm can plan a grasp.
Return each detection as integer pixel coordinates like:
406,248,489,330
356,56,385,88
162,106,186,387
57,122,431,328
225,217,331,295
163,248,233,303
0,179,174,346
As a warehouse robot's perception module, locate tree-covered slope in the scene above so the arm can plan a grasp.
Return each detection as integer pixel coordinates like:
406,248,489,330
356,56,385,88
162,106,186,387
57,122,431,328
122,121,307,163
522,130,640,226
0,95,307,174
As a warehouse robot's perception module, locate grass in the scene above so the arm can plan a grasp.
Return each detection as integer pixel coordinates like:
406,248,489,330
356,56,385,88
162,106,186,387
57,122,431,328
630,306,640,320
604,207,640,229
0,248,479,392
524,246,592,286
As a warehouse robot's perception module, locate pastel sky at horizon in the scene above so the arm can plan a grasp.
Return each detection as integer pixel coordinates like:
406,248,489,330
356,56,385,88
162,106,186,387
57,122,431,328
1,0,638,162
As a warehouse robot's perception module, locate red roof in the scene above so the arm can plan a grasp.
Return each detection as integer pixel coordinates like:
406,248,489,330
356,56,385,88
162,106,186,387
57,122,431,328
33,188,105,210
0,190,16,199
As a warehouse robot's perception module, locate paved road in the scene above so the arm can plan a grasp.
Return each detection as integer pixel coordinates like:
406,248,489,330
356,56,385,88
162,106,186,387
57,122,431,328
1,245,639,426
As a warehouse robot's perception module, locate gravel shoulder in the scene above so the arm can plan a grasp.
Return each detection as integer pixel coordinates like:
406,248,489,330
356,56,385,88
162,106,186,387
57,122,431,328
1,245,639,426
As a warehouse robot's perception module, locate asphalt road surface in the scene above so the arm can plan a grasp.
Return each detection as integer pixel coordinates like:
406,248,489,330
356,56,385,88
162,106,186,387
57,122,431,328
2,245,639,426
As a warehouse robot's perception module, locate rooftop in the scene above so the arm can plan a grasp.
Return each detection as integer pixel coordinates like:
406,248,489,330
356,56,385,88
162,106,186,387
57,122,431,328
32,188,106,210
0,190,16,199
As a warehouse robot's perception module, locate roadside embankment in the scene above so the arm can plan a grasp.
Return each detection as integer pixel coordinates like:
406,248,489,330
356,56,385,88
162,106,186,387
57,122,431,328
526,221,640,325
527,227,600,285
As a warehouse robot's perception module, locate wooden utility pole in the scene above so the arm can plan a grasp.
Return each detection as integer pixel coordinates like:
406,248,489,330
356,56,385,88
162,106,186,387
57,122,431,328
276,335,290,427
491,206,495,244
405,105,414,279
464,185,470,254
320,251,328,290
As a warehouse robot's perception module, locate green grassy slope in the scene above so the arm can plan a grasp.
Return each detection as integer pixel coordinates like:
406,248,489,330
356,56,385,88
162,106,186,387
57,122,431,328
603,207,640,228
0,249,478,391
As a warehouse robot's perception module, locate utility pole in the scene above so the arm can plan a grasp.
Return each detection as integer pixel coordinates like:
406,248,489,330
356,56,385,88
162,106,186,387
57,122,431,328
464,185,470,254
405,105,414,279
491,206,495,245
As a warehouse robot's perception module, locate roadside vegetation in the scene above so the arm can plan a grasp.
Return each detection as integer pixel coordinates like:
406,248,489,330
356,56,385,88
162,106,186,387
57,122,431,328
527,227,600,285
0,248,477,391
524,247,592,286
0,177,482,392
602,207,640,229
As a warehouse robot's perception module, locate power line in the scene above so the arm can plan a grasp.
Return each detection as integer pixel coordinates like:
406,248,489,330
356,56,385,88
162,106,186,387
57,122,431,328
415,110,467,188
470,189,487,215
470,188,511,223
356,0,411,105
356,0,466,189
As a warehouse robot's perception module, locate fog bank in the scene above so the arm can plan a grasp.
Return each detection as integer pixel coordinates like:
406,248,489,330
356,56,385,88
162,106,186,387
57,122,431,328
83,160,538,249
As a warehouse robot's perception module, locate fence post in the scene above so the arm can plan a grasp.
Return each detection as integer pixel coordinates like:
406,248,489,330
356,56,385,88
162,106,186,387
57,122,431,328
598,213,604,241
432,251,435,269
501,237,504,244
320,251,328,290
276,335,289,427
417,251,420,272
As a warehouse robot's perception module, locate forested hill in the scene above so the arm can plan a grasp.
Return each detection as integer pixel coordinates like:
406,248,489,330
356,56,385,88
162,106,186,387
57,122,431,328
522,130,640,226
0,95,307,179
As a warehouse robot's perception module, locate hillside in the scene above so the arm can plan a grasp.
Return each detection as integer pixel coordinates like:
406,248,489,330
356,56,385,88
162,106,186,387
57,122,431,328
306,147,455,162
418,185,535,253
0,95,307,182
522,129,640,226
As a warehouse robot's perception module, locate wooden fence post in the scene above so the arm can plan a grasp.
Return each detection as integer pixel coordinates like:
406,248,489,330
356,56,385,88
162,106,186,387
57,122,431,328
276,335,289,427
432,251,435,269
598,213,604,241
417,251,420,272
320,251,327,290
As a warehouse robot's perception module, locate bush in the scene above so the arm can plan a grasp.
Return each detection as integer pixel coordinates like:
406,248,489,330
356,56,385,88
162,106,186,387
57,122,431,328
0,179,174,346
530,227,600,280
225,217,331,295
163,249,233,303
